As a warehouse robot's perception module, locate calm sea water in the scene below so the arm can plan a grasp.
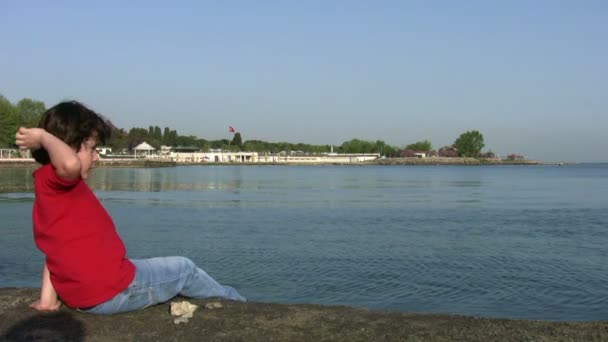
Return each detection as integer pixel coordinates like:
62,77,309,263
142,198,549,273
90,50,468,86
1,164,607,321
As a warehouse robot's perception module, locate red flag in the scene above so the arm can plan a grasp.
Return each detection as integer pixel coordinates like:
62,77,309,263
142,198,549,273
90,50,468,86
229,126,235,133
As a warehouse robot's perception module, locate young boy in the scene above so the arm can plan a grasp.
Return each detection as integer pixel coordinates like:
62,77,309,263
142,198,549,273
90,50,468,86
15,101,245,314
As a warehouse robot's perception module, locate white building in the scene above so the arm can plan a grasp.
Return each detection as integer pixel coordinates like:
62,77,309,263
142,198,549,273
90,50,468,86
96,146,112,156
165,151,258,163
147,148,379,164
133,142,156,156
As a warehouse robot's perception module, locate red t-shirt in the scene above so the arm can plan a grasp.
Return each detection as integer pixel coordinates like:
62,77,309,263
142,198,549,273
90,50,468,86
32,164,135,308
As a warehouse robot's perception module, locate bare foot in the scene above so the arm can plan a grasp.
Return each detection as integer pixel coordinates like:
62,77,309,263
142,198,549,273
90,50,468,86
30,299,62,312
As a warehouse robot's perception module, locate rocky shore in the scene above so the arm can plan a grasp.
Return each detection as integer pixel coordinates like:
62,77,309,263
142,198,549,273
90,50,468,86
374,157,540,166
1,288,606,342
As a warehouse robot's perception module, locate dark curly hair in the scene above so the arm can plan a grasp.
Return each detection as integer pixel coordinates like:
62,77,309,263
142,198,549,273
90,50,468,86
32,101,111,164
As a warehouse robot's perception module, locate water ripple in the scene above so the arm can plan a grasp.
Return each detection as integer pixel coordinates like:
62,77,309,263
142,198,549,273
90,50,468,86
1,165,608,321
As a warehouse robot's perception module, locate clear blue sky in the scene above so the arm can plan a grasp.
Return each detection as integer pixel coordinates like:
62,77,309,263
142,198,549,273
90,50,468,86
1,1,606,162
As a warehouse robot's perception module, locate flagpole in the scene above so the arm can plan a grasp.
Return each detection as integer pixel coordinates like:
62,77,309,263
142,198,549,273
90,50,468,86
228,126,235,160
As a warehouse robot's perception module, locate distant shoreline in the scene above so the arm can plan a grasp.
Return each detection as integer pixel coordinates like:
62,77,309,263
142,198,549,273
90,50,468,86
0,157,569,168
375,157,543,166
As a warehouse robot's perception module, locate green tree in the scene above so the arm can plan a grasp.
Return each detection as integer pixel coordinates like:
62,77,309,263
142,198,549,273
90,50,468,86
336,138,398,155
16,98,46,127
175,135,199,147
453,130,485,157
232,132,243,148
481,150,495,158
162,127,170,143
210,139,229,149
166,130,178,146
405,140,432,151
0,95,19,147
106,123,129,151
374,140,383,154
128,127,149,148
196,138,209,150
339,139,370,153
243,139,269,152
338,138,397,154
382,144,398,157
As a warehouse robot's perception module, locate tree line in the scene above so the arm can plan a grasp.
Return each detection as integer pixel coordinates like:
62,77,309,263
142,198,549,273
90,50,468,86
0,96,46,148
1,95,495,158
402,131,492,158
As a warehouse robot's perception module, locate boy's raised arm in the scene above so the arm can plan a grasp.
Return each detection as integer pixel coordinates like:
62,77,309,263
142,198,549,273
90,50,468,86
15,127,81,180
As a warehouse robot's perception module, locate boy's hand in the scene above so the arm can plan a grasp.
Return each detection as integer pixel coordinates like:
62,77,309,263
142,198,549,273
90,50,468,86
30,299,62,312
15,127,45,150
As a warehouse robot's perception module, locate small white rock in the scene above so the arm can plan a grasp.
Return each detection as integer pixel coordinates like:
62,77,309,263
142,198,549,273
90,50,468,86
170,301,199,324
204,302,223,309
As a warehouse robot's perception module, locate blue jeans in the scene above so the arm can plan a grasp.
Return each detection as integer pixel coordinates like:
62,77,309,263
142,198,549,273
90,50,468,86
82,256,245,314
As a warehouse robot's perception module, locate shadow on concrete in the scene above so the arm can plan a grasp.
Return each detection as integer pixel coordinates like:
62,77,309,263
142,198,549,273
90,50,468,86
2,311,85,342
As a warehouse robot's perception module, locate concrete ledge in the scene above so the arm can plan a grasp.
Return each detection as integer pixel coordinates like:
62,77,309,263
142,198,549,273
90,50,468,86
97,159,177,168
0,159,37,168
1,288,607,341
